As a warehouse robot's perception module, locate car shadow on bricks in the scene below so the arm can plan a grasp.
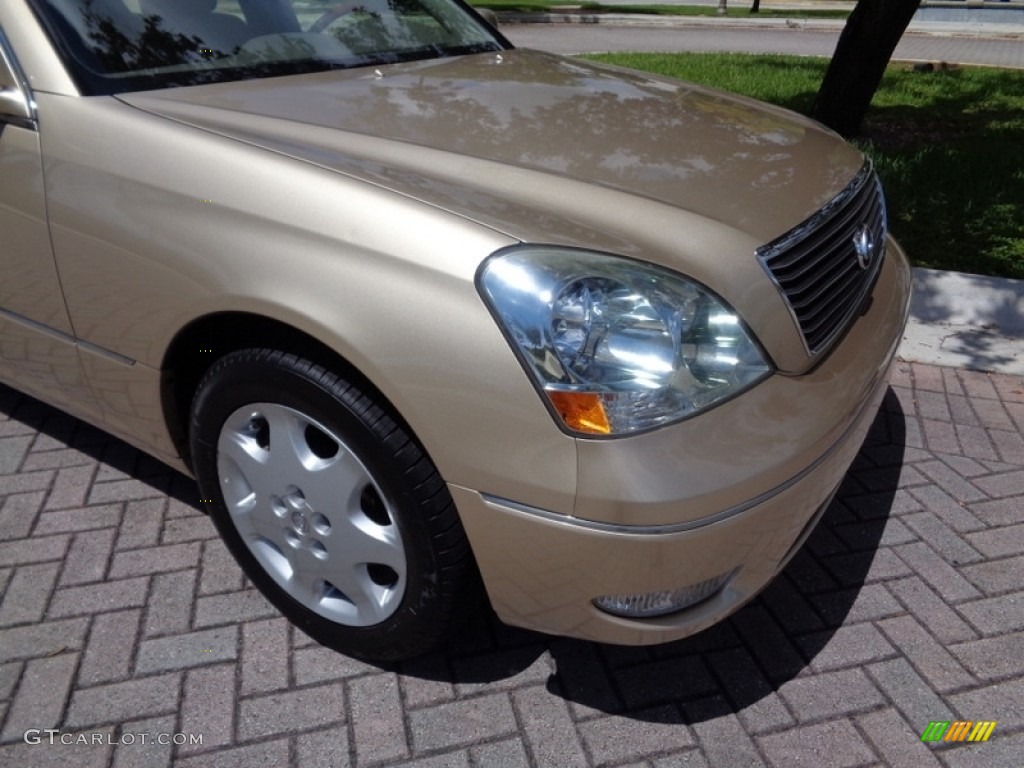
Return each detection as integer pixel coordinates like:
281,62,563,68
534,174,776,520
550,387,907,721
407,389,908,724
0,382,203,510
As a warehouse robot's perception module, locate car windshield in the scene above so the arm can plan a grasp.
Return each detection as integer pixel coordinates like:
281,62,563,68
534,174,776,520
30,0,507,94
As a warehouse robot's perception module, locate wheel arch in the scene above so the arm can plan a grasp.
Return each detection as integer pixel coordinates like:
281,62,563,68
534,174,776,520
160,311,407,473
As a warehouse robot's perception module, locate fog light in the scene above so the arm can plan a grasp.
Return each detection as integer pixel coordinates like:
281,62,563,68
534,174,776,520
593,569,737,618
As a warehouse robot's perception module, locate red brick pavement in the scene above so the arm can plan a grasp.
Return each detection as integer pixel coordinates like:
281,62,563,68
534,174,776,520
1,361,1022,767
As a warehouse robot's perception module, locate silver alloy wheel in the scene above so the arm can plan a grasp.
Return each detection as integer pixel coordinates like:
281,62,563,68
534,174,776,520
216,402,406,627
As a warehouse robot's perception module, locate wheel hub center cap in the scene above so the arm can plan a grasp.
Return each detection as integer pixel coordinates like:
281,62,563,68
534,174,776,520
285,494,311,535
290,508,309,535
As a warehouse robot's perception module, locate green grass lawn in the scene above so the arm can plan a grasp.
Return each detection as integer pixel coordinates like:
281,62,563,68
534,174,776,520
583,53,1024,280
470,0,850,17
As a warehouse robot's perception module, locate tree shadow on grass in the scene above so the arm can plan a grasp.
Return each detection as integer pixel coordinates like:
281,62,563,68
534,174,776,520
857,67,1024,279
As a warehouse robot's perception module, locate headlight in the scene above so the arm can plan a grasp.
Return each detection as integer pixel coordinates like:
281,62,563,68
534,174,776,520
478,247,772,436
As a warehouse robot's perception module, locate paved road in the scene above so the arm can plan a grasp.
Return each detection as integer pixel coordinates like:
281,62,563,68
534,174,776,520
504,24,1024,68
2,365,1024,767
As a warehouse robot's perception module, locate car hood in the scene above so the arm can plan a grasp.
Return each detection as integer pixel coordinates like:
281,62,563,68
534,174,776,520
119,49,864,246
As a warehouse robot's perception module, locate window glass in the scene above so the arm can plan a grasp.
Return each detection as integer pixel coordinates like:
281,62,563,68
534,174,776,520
29,0,504,94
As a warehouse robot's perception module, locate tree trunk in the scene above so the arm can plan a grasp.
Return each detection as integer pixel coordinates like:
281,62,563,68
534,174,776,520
811,0,921,137
750,0,760,13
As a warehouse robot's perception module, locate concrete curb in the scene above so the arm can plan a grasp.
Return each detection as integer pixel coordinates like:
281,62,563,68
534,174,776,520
900,268,1024,375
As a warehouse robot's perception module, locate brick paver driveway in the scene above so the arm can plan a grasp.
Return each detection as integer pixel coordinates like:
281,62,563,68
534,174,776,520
1,361,1022,768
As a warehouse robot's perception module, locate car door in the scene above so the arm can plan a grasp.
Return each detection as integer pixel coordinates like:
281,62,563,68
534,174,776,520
0,28,91,412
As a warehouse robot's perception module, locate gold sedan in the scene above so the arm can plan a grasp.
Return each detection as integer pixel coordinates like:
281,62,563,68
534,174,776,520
0,0,910,660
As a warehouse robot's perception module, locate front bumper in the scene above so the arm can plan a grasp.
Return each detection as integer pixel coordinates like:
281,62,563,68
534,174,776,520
451,237,911,645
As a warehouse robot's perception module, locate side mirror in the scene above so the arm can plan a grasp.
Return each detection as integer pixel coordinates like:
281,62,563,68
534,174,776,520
0,87,32,122
0,36,34,129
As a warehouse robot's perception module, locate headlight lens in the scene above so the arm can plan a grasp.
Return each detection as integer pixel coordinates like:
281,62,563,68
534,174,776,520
478,247,771,436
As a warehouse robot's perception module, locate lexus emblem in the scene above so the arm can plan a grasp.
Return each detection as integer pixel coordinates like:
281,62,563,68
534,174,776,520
852,225,874,271
291,507,309,535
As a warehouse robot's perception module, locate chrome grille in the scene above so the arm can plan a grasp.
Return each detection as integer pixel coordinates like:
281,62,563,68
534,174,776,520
756,162,887,356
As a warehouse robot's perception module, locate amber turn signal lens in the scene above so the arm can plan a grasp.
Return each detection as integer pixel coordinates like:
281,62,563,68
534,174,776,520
546,391,611,435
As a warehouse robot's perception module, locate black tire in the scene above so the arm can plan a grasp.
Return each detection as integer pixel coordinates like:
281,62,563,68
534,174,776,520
189,348,472,661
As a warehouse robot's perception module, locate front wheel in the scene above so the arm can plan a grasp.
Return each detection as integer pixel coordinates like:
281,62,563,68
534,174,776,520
189,348,473,661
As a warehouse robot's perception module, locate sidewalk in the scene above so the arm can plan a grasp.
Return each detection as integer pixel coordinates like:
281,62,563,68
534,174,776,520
902,269,1024,376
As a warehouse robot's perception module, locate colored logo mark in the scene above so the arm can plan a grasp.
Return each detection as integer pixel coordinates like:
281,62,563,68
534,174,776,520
921,721,996,743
